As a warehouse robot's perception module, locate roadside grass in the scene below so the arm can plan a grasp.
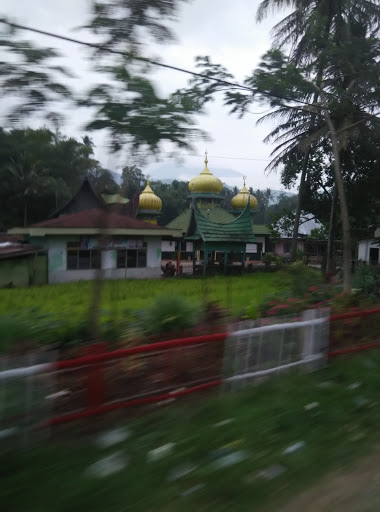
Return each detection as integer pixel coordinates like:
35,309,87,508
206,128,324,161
3,351,380,511
0,274,281,351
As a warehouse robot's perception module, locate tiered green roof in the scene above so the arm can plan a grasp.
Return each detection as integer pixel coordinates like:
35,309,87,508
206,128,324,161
186,201,256,244
167,206,271,237
167,206,235,231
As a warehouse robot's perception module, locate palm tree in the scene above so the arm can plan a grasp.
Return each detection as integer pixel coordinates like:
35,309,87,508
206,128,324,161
7,152,55,226
256,0,380,290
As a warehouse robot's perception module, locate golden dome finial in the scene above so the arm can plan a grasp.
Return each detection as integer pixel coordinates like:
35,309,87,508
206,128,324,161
231,178,257,211
188,153,223,194
139,181,162,211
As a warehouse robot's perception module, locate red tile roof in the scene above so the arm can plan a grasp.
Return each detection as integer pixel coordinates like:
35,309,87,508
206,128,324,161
32,209,162,230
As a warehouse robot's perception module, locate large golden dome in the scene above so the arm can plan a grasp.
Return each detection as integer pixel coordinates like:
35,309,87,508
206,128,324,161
188,153,223,194
139,182,162,211
231,180,258,211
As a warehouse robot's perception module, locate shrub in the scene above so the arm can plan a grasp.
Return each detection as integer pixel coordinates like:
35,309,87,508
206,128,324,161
137,295,200,336
353,264,380,301
278,261,323,296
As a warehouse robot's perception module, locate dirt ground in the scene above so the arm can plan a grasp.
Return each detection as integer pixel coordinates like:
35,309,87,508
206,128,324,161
277,448,380,512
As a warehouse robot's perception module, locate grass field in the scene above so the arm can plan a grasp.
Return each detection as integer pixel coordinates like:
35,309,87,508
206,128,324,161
3,351,380,511
0,273,280,317
0,274,282,351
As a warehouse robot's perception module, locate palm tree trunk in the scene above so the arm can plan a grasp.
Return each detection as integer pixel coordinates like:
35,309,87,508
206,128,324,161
290,150,310,261
324,120,352,291
326,187,337,274
23,195,28,227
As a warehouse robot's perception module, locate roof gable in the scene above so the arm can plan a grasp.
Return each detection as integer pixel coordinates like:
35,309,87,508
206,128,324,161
50,177,106,218
186,201,256,244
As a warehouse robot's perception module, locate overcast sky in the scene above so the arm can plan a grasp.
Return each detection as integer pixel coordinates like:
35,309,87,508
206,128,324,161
1,0,295,191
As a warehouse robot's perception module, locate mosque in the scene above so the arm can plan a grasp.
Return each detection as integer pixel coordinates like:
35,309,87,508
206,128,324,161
137,153,271,274
8,154,270,284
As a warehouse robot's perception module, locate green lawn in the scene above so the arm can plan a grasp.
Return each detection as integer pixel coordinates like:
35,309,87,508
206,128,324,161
0,274,281,351
3,351,380,511
0,273,279,317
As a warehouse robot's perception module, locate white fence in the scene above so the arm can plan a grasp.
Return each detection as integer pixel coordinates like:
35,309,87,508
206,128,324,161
223,309,330,389
0,309,330,443
0,352,56,447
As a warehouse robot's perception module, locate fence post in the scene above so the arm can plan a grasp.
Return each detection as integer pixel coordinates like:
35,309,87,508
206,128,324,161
301,309,316,359
301,308,329,369
86,343,107,411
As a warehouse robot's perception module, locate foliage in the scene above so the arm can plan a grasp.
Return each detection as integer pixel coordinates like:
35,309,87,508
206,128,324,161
261,252,275,268
279,261,323,296
120,165,145,199
137,294,200,336
0,128,113,228
0,274,280,350
0,22,73,124
5,352,380,511
353,264,380,301
82,73,205,154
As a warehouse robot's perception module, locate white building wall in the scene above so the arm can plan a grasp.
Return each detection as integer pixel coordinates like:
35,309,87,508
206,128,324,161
47,238,67,282
34,235,163,283
358,240,369,261
256,236,266,253
102,250,116,270
161,240,176,252
146,237,162,268
358,239,380,263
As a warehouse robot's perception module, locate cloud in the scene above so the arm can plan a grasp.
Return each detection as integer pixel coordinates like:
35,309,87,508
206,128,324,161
3,0,295,192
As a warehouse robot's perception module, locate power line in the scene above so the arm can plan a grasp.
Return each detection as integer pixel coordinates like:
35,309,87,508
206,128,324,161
98,145,271,162
182,153,271,162
2,19,380,129
0,19,315,109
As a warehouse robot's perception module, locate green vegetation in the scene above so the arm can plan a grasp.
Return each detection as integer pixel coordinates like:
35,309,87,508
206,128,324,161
3,351,380,511
0,274,281,351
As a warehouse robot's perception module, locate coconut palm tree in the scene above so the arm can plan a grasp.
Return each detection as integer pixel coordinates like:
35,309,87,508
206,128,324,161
256,0,380,290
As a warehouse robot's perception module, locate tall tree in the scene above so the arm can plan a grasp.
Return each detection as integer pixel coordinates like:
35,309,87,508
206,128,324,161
120,165,145,199
0,22,73,125
256,0,380,265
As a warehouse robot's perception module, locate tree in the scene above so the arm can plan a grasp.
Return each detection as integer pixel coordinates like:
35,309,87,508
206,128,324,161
0,128,107,228
120,165,145,199
89,168,120,195
0,22,73,125
83,72,204,154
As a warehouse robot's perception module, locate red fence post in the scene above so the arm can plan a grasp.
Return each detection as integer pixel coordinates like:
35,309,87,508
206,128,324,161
86,343,107,410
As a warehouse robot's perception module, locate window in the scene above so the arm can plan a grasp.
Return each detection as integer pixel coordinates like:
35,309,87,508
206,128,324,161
283,242,290,253
117,243,147,269
67,242,100,270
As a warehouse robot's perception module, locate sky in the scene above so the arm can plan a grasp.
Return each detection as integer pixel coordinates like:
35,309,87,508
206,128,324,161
1,0,295,192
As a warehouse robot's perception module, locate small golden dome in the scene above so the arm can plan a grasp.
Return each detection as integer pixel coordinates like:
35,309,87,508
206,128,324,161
188,153,223,194
139,181,162,211
231,180,258,211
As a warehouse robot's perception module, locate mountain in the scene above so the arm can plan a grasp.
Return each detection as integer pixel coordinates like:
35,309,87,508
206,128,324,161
269,190,295,205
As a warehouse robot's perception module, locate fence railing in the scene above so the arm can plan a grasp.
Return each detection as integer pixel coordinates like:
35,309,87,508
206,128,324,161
0,310,332,437
3,305,380,442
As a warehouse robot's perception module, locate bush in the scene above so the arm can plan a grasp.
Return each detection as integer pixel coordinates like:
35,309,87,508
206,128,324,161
278,261,323,296
353,264,380,301
261,253,275,268
137,295,200,336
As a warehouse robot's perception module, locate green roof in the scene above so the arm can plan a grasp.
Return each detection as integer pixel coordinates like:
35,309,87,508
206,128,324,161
186,201,256,244
252,224,271,235
167,206,236,232
167,206,271,237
